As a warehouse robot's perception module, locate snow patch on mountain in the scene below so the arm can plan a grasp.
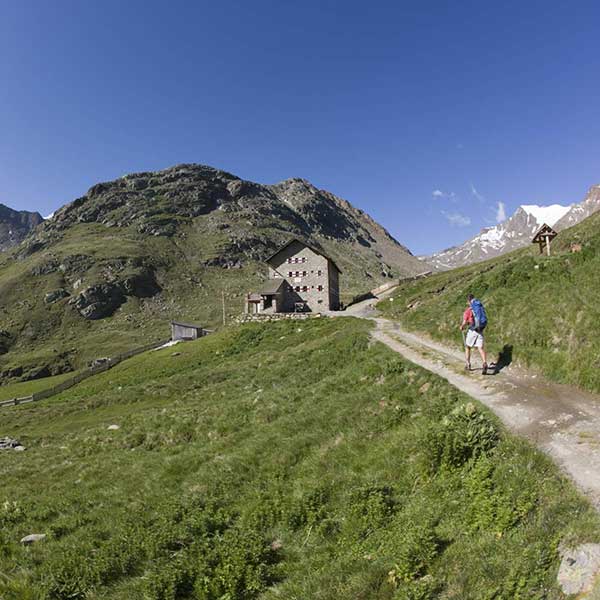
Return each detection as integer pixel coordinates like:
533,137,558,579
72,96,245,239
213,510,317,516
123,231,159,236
520,204,571,227
424,187,600,271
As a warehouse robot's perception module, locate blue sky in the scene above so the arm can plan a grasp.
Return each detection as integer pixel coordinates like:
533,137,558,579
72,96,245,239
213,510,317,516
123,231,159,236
1,1,599,255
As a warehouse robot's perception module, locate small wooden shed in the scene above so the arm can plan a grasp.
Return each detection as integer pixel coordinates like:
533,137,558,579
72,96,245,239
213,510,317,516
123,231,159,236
171,321,208,341
532,223,558,256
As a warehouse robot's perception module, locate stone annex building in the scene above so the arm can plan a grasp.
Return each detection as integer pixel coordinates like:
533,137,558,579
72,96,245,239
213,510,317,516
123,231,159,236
245,239,341,314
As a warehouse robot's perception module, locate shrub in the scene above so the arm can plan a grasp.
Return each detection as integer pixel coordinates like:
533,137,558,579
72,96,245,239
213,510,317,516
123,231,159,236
0,500,25,526
141,554,195,600
392,575,440,600
348,485,396,538
421,402,499,473
195,527,278,600
286,487,330,530
40,545,102,599
387,522,440,584
465,457,537,534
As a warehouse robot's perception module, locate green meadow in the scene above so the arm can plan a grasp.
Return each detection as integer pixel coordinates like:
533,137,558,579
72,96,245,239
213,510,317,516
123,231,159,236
0,318,598,599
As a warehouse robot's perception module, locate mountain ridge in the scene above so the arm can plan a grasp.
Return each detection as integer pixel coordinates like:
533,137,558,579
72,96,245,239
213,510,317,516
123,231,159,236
0,203,44,250
426,184,600,270
0,163,423,382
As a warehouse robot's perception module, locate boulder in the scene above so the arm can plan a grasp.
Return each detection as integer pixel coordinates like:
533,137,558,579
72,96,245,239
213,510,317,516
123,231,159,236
0,437,23,450
120,269,161,298
90,357,111,368
44,288,70,304
557,543,600,595
20,534,46,545
23,366,51,381
31,260,59,275
70,283,126,320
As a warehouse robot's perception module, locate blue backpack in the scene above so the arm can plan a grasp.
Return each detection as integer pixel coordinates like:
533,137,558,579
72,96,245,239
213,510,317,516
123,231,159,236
470,299,488,331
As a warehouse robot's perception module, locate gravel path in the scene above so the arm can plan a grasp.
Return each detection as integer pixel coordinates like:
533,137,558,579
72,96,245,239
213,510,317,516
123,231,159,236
338,298,600,510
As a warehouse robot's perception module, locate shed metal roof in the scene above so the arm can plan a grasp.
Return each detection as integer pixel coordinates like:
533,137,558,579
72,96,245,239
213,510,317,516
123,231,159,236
171,320,204,330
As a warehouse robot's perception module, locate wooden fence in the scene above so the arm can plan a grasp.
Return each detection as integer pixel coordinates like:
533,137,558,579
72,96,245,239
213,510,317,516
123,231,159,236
0,338,170,409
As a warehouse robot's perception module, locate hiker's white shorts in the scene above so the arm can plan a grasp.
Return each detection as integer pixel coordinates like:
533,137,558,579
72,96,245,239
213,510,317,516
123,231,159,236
466,329,484,348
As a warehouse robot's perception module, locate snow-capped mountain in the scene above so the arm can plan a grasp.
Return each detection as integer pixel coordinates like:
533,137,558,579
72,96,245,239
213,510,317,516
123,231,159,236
425,185,600,270
554,184,600,230
520,204,571,226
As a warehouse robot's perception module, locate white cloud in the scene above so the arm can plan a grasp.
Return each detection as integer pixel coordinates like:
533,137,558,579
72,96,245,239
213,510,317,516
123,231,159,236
442,210,471,227
495,201,507,223
469,182,485,203
432,189,456,200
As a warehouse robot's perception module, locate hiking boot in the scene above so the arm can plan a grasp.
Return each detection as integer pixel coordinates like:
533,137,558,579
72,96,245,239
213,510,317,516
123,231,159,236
465,362,471,372
482,363,488,375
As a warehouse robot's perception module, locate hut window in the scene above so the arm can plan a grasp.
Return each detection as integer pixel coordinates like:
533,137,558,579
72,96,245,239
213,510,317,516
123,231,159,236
317,270,322,276
294,257,299,263
288,271,293,277
302,257,306,263
295,286,300,292
317,285,323,291
302,271,307,276
302,285,308,292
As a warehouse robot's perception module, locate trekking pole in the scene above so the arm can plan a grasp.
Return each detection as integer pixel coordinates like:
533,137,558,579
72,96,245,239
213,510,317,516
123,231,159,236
461,329,470,371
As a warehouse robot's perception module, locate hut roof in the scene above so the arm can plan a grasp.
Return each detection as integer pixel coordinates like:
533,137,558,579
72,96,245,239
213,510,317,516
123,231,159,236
532,223,558,243
170,320,204,330
260,279,287,295
266,239,342,274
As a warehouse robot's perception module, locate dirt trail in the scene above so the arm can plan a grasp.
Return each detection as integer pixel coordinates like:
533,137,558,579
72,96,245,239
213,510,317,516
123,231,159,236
338,298,600,510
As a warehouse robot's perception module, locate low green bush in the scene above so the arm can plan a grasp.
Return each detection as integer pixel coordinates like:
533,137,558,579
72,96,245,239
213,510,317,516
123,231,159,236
421,402,499,473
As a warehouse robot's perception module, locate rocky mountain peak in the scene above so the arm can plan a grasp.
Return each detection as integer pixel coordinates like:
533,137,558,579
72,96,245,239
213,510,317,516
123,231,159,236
425,186,600,270
554,184,600,230
16,163,424,285
0,204,44,251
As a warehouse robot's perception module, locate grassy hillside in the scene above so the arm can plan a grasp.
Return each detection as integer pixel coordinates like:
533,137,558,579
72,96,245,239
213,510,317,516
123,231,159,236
379,210,600,392
0,164,425,383
0,221,261,380
1,318,598,599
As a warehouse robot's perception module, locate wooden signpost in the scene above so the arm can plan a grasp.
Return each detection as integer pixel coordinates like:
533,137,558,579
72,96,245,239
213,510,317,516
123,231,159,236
532,223,558,256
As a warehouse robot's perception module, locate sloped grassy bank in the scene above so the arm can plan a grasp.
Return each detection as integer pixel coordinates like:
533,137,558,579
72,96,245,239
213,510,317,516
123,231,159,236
0,318,598,599
379,211,600,393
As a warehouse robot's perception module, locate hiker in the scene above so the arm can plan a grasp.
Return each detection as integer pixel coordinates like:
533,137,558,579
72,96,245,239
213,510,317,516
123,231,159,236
459,293,489,374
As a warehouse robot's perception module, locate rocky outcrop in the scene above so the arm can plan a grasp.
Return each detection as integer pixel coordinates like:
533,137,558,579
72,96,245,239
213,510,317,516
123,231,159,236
44,288,70,304
0,204,43,251
70,283,127,320
22,164,424,278
22,366,51,381
120,269,161,298
555,184,600,230
69,268,161,319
